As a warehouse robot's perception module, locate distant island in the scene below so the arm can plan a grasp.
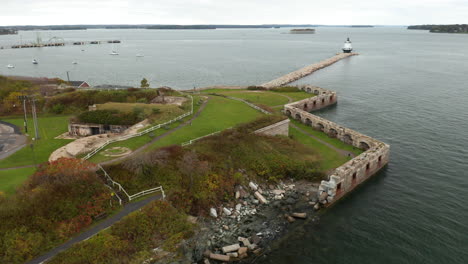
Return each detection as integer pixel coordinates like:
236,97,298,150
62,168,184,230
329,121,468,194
290,28,316,34
0,24,379,31
0,28,17,35
408,24,468,33
351,25,374,28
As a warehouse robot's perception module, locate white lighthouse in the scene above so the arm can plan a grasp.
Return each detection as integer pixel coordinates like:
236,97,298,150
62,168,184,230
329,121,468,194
342,37,353,53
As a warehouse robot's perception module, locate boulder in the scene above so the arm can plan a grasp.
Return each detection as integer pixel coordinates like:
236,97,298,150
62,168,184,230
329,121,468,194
238,247,248,255
209,253,230,262
251,234,261,244
254,191,268,204
235,191,240,199
319,191,328,201
222,244,240,253
314,203,320,211
227,252,239,258
210,208,218,218
292,212,307,219
236,203,242,212
223,207,232,216
286,215,295,223
238,237,251,247
204,258,211,264
249,182,258,191
272,189,286,195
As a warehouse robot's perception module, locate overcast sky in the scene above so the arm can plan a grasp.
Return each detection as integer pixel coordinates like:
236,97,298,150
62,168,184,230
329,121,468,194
1,0,467,26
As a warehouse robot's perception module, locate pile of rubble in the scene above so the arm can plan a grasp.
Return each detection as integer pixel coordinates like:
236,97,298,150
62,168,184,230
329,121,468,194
201,180,320,263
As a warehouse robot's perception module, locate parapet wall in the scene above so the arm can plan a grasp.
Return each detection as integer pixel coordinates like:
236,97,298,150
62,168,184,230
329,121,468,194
254,119,290,136
284,85,390,206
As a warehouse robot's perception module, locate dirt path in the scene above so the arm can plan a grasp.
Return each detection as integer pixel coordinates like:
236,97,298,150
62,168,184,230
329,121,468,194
100,98,209,166
290,123,356,158
25,194,163,264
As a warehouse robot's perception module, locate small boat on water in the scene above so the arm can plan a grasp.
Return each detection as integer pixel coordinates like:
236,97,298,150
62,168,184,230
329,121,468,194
72,61,78,65
110,51,119,55
7,64,14,68
32,59,38,64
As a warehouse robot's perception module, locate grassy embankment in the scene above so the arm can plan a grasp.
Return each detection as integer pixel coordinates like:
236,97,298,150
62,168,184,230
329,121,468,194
0,167,36,195
290,119,363,170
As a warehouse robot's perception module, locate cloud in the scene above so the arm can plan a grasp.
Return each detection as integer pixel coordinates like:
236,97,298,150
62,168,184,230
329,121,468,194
0,0,466,26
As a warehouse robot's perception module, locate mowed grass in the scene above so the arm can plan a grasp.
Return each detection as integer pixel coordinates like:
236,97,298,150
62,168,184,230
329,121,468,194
87,96,204,164
291,119,363,156
0,167,36,195
0,115,73,169
278,91,316,101
290,126,350,171
201,88,313,106
96,102,186,124
147,95,263,150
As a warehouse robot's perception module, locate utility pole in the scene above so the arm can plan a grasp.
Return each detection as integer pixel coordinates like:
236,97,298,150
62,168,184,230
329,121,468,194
18,95,28,133
31,97,40,140
66,71,70,82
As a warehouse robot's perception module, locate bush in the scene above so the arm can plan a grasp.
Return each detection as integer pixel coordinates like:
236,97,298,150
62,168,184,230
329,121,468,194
51,104,65,114
247,86,267,91
136,97,148,104
76,110,142,126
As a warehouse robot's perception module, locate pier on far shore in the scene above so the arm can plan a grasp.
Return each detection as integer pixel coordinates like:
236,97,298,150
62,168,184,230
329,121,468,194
0,40,121,50
261,52,358,88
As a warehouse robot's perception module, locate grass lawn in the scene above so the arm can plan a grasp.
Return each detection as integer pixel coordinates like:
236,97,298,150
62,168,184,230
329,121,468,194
86,96,204,164
96,101,187,125
0,167,36,195
291,119,363,156
277,91,316,101
147,95,263,150
0,115,73,169
290,126,351,171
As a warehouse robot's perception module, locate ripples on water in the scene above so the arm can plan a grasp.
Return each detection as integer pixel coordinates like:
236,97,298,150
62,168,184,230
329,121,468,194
1,27,467,263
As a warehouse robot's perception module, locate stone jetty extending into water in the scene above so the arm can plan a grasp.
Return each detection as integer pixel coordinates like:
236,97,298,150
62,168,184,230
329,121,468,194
261,52,358,88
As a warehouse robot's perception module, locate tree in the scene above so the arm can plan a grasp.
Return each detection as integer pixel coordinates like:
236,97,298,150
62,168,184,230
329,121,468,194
140,78,149,88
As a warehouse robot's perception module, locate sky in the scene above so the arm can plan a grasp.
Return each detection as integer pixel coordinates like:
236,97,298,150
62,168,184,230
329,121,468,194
1,0,467,26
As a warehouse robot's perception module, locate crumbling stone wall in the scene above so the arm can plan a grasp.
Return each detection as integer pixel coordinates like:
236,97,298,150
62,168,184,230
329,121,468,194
254,119,290,136
284,85,390,206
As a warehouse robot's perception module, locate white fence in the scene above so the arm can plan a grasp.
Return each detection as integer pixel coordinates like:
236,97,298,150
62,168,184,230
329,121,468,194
83,95,193,160
98,165,165,204
181,129,228,147
224,96,271,115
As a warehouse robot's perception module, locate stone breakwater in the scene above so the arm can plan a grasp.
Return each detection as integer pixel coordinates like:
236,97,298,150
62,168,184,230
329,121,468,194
261,53,358,88
284,85,390,206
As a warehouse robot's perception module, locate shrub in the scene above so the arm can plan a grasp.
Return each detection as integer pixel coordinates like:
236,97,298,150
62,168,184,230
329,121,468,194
51,103,65,114
247,86,267,90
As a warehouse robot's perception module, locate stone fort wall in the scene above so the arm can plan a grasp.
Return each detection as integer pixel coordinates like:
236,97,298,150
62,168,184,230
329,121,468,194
284,85,390,206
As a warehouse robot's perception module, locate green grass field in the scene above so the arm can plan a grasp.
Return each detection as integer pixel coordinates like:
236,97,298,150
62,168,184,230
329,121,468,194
147,95,263,150
0,167,36,195
86,96,204,164
291,119,363,156
0,115,73,169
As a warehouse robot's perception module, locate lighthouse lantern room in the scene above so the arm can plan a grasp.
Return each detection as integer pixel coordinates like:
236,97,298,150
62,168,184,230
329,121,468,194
342,38,353,53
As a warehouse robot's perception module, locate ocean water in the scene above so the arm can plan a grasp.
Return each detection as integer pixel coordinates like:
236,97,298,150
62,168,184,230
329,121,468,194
1,27,467,263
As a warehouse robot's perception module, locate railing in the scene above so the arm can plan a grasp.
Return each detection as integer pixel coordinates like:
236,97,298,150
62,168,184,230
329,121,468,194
223,95,271,115
181,129,226,146
83,95,193,160
98,165,165,204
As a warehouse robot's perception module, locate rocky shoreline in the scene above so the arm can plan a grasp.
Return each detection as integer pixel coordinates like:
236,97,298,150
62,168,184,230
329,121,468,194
181,179,323,263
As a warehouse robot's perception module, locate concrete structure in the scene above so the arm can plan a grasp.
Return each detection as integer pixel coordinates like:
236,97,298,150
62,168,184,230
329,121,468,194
254,118,290,136
283,85,390,206
68,123,129,137
261,53,358,88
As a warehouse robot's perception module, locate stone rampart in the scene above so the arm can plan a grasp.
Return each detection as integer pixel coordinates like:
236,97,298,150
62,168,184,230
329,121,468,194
254,119,290,136
284,85,390,206
261,53,358,88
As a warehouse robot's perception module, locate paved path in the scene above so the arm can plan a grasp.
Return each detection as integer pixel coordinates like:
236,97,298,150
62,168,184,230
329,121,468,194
100,97,209,165
290,123,356,158
0,121,27,160
25,194,163,264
